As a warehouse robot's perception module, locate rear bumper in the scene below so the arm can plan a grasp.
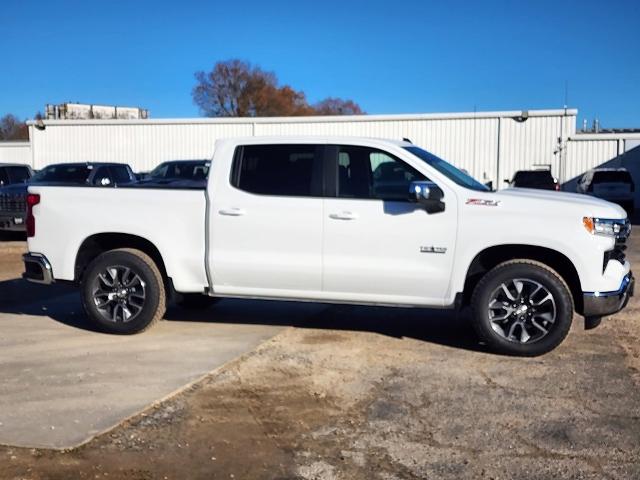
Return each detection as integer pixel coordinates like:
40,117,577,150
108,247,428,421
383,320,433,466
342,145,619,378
582,273,634,317
23,253,54,285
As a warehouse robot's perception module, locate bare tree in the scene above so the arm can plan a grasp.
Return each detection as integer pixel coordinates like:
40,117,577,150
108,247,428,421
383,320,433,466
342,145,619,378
193,59,363,117
0,114,29,141
314,97,364,115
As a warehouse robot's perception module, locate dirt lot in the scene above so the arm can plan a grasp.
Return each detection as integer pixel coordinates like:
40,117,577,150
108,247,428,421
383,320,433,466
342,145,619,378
1,233,639,480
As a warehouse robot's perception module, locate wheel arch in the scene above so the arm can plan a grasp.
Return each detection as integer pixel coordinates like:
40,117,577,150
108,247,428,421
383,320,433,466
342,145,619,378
462,244,584,314
75,233,169,286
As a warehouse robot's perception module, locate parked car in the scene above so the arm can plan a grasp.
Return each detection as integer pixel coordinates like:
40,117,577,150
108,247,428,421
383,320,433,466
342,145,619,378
1,162,135,232
30,162,136,187
506,169,560,190
137,160,210,187
577,168,635,212
23,137,632,356
0,164,33,231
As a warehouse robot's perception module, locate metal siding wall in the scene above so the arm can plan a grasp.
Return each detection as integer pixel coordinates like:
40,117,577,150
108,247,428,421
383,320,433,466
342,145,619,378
565,140,619,182
255,118,500,186
30,123,253,170
29,112,584,188
498,114,576,185
0,142,31,165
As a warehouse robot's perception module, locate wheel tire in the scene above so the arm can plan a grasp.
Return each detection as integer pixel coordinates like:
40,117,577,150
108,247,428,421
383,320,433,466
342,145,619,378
176,293,219,309
81,248,166,334
470,260,573,356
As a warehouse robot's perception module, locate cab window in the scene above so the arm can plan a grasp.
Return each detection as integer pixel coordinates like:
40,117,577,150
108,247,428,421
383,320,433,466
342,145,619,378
232,144,322,197
336,146,426,201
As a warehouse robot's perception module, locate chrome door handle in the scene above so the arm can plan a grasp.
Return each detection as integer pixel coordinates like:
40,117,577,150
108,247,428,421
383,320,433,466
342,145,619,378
329,211,358,220
219,208,245,216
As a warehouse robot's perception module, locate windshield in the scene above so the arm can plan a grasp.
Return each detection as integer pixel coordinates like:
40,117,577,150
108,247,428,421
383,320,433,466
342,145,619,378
404,146,489,191
31,164,92,184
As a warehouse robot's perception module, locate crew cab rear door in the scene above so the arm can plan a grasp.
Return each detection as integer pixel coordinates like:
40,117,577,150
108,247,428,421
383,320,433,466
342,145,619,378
208,143,324,297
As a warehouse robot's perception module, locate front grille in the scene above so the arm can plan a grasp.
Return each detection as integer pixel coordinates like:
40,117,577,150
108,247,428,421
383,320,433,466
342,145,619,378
604,224,629,272
0,193,26,214
616,218,632,241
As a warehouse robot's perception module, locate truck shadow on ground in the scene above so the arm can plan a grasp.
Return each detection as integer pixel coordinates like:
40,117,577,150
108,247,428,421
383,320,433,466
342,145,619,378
0,278,484,353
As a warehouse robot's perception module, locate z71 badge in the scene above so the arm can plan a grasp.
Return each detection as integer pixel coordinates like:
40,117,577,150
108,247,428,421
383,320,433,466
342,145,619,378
466,198,501,207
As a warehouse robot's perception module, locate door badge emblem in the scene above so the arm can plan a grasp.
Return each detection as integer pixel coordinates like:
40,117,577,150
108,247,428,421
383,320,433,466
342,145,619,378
420,246,447,254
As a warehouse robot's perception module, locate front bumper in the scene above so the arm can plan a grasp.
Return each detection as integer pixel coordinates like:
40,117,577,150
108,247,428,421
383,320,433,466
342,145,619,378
583,272,634,317
23,253,54,285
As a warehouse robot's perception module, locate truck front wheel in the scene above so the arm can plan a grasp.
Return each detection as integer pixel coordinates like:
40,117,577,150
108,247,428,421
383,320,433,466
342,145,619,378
81,248,166,334
470,260,573,356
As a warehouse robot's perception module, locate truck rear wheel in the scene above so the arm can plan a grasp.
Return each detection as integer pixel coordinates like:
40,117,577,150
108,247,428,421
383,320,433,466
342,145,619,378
81,248,166,334
470,260,573,356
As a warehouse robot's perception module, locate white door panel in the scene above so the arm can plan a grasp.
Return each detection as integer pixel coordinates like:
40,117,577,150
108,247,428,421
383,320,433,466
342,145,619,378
208,143,323,296
210,193,323,293
323,198,457,305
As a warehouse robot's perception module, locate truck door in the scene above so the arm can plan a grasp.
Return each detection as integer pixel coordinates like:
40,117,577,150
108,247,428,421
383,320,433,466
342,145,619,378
208,143,324,297
322,145,457,306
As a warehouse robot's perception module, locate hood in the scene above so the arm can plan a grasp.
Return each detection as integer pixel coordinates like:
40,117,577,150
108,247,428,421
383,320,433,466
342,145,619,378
493,188,627,218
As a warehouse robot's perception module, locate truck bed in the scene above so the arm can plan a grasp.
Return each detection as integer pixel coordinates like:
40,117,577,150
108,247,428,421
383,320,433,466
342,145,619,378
27,185,209,292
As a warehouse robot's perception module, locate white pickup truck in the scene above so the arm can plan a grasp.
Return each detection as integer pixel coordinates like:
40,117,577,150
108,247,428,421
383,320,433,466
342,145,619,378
23,137,633,356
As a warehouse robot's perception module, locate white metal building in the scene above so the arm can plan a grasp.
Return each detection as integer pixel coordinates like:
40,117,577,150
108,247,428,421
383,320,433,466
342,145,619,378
0,141,31,166
7,108,639,194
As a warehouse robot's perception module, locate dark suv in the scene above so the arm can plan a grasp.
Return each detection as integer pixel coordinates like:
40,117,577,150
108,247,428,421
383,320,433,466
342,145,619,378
30,162,136,187
577,168,635,212
0,162,135,232
0,164,34,232
506,169,560,190
138,160,211,187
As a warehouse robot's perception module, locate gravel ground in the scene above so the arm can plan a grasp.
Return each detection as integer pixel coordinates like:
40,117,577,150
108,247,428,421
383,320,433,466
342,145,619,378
0,233,639,480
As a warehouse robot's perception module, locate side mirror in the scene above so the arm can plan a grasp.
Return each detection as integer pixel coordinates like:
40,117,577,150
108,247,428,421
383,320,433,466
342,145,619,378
408,181,445,213
98,177,111,187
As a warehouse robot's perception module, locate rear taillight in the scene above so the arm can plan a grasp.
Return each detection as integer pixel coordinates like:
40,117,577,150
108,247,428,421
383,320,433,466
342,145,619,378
555,183,560,191
26,193,40,238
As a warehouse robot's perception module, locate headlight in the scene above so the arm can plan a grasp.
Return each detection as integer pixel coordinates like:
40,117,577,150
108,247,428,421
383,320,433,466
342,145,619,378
583,217,628,237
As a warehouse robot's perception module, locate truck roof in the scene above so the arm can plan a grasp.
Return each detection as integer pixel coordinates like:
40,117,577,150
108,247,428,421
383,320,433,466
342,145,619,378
214,136,413,148
42,162,131,168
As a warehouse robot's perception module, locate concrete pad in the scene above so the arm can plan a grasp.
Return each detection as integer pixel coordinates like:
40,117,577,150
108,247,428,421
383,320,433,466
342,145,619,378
0,289,324,449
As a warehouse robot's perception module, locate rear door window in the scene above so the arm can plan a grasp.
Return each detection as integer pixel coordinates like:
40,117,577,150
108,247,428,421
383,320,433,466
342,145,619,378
233,144,322,197
110,166,134,184
592,171,633,184
0,168,9,185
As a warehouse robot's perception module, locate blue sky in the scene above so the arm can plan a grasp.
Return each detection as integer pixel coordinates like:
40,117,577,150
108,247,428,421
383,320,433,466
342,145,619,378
2,0,639,127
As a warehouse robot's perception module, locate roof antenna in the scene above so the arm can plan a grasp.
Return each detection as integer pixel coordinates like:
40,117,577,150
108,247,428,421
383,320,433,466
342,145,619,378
402,137,412,144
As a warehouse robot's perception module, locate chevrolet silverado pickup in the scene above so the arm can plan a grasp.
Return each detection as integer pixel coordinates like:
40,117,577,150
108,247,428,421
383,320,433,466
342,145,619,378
0,163,33,232
23,137,634,356
1,162,136,232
